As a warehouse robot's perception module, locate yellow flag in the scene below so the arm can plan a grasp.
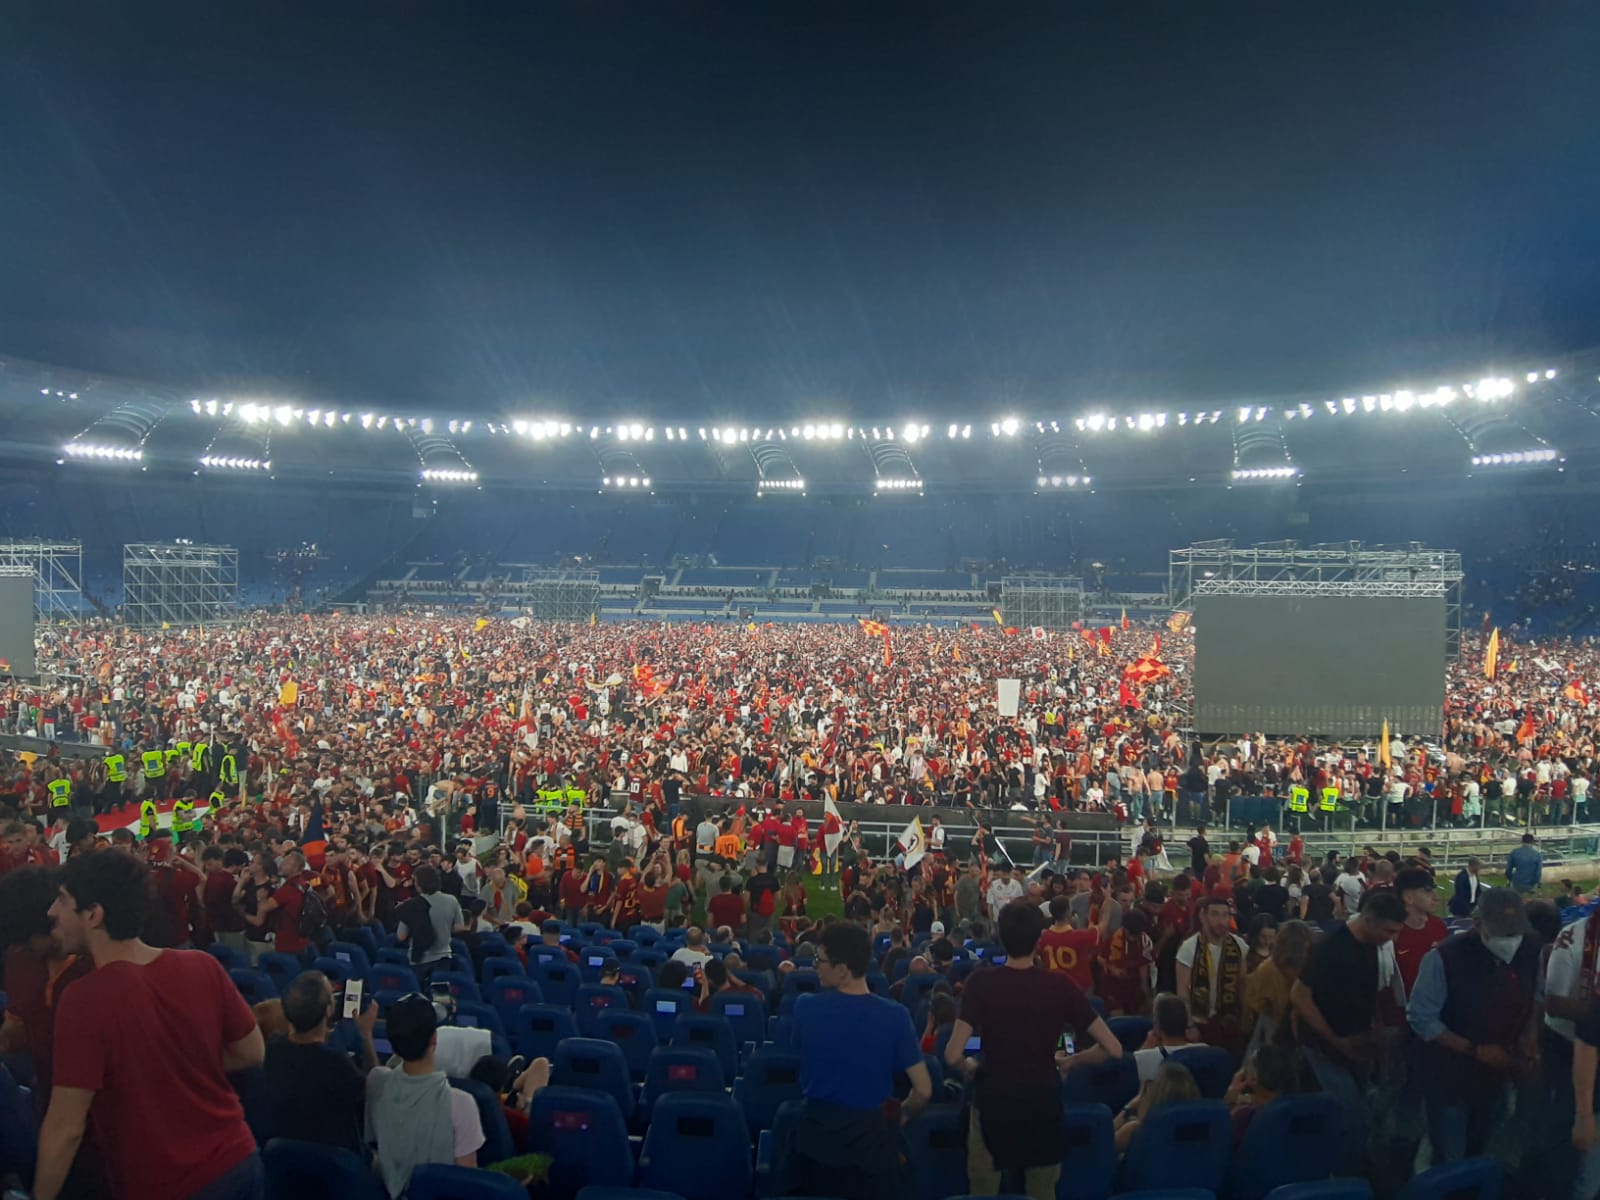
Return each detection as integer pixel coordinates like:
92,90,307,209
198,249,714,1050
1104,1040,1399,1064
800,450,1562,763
475,617,489,631
589,611,597,627
953,644,962,662
279,681,299,706
1485,627,1500,680
161,621,171,630
992,609,1004,627
1379,719,1392,770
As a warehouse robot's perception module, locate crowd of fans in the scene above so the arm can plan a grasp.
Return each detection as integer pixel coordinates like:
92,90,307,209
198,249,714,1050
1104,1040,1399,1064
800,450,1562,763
2,613,1600,1198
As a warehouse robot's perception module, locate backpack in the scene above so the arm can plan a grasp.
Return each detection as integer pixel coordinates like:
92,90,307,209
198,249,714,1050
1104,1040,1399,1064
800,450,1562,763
396,896,438,961
296,886,329,939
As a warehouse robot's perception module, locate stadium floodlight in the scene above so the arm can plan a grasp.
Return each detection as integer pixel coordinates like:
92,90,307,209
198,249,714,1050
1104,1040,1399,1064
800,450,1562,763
1036,474,1088,489
1547,369,1558,379
1000,417,1019,436
199,455,270,471
1230,466,1299,481
64,442,143,462
1471,449,1559,467
759,478,806,493
420,468,478,483
901,423,921,443
874,478,924,491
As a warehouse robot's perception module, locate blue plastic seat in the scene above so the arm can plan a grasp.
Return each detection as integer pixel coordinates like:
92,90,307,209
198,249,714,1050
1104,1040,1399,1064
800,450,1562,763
1055,1103,1116,1200
0,1063,38,1186
228,967,278,1004
481,955,528,988
642,988,691,1040
732,1049,802,1136
450,999,508,1038
256,951,303,993
310,956,357,988
754,1098,804,1198
904,1105,969,1200
1266,1182,1375,1200
781,968,820,996
639,1047,726,1125
528,943,571,967
766,1014,796,1051
594,1008,659,1080
575,1188,684,1200
1231,1095,1344,1200
745,945,782,972
576,984,633,1037
1397,1158,1502,1200
898,973,944,1010
669,1014,740,1081
606,939,638,962
375,946,412,966
710,991,767,1048
324,940,373,978
629,927,663,948
204,942,246,970
369,963,421,994
865,969,890,996
345,925,380,964
637,1093,753,1200
430,969,484,1004
261,1137,387,1200
478,932,514,959
634,948,669,972
449,1077,517,1167
616,963,654,997
1061,1055,1140,1114
486,977,544,1030
1177,1045,1235,1099
1106,1015,1153,1055
1118,1101,1232,1194
409,1162,527,1199
527,1087,635,1197
553,1037,636,1118
513,1003,579,1061
534,959,582,1008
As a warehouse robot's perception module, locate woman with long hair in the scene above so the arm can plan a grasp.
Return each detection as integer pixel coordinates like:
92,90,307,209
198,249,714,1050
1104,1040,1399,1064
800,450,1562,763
1114,1060,1202,1154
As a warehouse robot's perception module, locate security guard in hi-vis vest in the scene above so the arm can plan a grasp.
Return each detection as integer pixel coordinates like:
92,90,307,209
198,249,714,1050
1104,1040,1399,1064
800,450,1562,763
1319,786,1340,813
47,776,73,809
171,794,197,837
218,746,238,787
142,748,167,780
1288,785,1310,813
139,797,159,839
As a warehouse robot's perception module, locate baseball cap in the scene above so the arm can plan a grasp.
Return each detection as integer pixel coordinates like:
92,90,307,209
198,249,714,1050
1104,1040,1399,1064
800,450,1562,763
930,921,946,936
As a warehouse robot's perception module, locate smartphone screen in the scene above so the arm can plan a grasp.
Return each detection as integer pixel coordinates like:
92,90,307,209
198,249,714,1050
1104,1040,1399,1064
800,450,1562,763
342,978,364,1020
964,1035,981,1053
1058,1031,1076,1055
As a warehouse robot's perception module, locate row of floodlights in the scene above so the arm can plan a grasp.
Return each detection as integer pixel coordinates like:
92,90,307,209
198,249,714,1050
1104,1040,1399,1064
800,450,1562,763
421,468,478,483
1231,466,1300,480
64,443,141,461
1472,449,1560,467
199,456,270,471
875,478,923,490
1036,475,1091,488
602,476,652,488
760,479,806,490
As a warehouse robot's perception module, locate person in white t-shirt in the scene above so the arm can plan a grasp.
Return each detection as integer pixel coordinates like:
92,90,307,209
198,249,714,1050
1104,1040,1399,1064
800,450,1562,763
1175,896,1250,1021
986,868,1025,921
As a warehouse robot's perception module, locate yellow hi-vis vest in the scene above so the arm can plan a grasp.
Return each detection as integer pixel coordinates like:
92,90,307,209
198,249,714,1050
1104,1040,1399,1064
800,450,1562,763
106,754,127,782
1319,786,1340,812
209,788,228,810
47,778,72,807
165,748,185,770
191,741,209,772
218,753,238,785
139,799,159,838
171,798,195,833
1288,786,1310,813
142,750,167,778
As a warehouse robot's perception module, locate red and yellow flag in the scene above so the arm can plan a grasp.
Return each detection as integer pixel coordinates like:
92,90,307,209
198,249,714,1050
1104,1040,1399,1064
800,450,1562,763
1484,628,1500,680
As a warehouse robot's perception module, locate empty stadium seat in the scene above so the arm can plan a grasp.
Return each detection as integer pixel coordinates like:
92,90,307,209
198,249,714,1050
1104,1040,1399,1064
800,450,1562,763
553,1038,636,1118
526,1087,635,1199
534,959,581,1008
1061,1055,1140,1114
1117,1101,1231,1194
430,969,484,1004
575,984,632,1037
261,1137,387,1200
1397,1158,1502,1200
639,1047,726,1124
636,1093,753,1200
1230,1094,1343,1200
375,946,412,966
485,977,543,1029
310,956,357,988
1106,1015,1153,1055
1176,1045,1234,1099
205,942,246,970
0,1063,38,1186
669,1014,740,1080
369,963,421,994
450,999,507,1039
229,968,278,1004
732,1049,802,1136
616,964,654,997
256,951,303,993
449,1077,517,1168
641,988,691,1041
593,1009,659,1080
324,940,373,978
782,968,820,996
480,955,528,988
512,1003,579,1061
628,928,663,948
408,1162,527,1199
1055,1103,1117,1200
527,944,570,966
710,991,767,1047
904,1105,969,1200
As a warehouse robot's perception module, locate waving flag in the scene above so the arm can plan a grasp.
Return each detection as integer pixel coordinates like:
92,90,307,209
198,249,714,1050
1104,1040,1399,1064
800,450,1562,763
1517,713,1537,745
859,618,889,637
1379,719,1392,770
1167,612,1191,633
1121,607,1130,631
1030,627,1047,641
898,816,927,870
1122,655,1171,685
991,609,1005,628
822,795,845,856
1485,628,1501,680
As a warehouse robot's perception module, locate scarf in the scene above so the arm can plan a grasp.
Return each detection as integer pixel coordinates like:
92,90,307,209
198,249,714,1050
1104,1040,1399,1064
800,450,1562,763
1189,933,1245,1018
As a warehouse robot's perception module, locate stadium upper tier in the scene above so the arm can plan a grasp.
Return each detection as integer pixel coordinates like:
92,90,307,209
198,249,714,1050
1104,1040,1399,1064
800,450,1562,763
5,349,1600,495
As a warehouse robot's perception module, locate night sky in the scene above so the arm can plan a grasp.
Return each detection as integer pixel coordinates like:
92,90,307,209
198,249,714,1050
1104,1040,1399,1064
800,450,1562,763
2,1,1597,415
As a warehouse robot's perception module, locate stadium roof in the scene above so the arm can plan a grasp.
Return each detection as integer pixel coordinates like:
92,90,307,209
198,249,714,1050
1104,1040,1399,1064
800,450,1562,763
5,348,1600,496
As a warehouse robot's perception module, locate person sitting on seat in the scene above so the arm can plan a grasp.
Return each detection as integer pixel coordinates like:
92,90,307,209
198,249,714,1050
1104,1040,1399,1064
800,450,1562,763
1131,993,1211,1083
1114,1059,1201,1155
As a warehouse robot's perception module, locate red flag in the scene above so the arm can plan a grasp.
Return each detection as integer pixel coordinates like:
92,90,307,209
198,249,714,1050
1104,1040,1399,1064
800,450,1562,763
1121,607,1130,631
1151,633,1162,656
1097,627,1114,646
1081,628,1097,648
859,618,889,637
1118,679,1136,708
1516,714,1537,745
883,629,893,667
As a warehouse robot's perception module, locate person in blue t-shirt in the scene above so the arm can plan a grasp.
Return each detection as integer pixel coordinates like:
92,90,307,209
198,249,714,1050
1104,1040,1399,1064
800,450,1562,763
790,922,932,1200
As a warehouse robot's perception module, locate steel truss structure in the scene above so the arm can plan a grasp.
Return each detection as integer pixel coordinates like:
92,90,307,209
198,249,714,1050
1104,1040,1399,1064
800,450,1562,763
516,568,600,622
0,540,85,618
122,543,239,628
1170,539,1464,657
999,575,1086,631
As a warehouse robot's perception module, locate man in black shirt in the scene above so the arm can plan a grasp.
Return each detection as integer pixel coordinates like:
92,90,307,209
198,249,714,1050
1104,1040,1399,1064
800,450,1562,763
1254,867,1290,923
1187,826,1211,877
263,971,378,1154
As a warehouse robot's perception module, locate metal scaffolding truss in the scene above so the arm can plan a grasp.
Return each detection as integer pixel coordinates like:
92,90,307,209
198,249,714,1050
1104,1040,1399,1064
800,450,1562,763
1171,539,1464,657
0,540,85,617
1192,579,1448,599
999,575,1086,631
122,542,239,628
517,568,600,622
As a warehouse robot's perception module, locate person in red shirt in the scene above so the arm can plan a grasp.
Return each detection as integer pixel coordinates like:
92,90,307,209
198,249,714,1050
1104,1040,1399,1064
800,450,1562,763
706,874,747,933
249,848,310,957
36,849,265,1200
1390,866,1448,1002
200,845,250,954
1036,896,1101,994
